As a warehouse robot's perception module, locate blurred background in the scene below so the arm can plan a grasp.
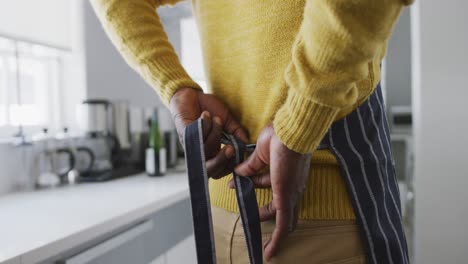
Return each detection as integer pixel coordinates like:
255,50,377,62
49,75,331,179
0,1,466,264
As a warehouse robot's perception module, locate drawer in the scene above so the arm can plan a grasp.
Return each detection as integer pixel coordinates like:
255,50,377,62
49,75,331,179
60,220,154,264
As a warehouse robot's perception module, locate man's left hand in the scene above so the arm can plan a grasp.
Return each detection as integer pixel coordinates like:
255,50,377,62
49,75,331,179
233,123,311,261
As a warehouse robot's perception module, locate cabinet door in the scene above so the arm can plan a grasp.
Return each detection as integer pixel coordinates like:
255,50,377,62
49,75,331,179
149,254,166,264
165,235,196,264
62,220,153,264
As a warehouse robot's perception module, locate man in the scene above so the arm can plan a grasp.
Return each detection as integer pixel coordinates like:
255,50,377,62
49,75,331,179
90,0,412,263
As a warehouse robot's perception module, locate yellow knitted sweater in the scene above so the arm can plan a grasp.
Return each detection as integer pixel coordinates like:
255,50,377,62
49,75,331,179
90,0,409,220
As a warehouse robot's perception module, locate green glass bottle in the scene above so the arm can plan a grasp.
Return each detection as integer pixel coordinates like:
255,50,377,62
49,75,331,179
146,111,166,176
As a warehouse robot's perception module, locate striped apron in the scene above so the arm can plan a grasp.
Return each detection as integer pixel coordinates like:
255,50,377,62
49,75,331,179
319,84,409,264
184,84,408,264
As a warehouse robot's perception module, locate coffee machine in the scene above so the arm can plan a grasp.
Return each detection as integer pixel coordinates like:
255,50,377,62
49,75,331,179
76,99,137,180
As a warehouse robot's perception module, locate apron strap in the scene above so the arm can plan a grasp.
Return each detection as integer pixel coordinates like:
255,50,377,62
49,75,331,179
184,119,263,264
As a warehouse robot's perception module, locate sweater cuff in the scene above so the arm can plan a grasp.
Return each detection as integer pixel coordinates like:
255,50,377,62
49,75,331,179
273,89,339,154
141,55,203,106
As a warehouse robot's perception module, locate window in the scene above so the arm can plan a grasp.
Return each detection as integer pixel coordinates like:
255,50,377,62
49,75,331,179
0,37,66,137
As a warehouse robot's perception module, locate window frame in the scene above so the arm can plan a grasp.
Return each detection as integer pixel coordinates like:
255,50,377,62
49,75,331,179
0,37,66,138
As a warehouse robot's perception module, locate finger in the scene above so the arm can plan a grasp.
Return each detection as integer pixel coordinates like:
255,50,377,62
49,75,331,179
258,202,276,222
234,150,267,177
264,207,293,261
216,165,237,181
291,204,300,232
206,145,235,179
227,173,271,189
200,111,212,141
171,106,199,132
173,112,197,146
220,111,248,143
251,173,271,188
263,141,294,261
204,116,223,159
227,121,249,143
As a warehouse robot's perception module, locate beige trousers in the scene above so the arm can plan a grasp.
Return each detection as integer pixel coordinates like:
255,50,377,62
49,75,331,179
212,206,367,264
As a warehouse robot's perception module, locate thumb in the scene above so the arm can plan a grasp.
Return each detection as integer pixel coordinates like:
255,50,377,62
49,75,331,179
228,173,271,189
234,149,267,177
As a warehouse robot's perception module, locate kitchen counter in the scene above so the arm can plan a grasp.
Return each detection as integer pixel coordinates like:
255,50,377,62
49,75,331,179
0,171,190,264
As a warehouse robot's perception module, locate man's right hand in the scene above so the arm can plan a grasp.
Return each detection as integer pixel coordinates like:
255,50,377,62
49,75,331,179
169,87,248,179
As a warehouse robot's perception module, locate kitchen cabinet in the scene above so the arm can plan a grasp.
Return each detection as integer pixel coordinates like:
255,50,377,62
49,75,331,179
1,259,20,264
60,220,153,264
149,255,166,264
56,199,193,264
165,235,196,264
0,173,193,264
148,235,196,264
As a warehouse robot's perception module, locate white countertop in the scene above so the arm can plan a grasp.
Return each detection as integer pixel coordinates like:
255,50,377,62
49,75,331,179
0,171,189,264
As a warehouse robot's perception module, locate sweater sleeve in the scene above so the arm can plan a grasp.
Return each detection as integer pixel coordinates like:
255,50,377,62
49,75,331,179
89,0,201,106
273,0,408,154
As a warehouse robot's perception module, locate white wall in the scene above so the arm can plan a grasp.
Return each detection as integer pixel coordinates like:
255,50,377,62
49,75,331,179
82,0,162,108
81,1,195,108
181,18,205,82
385,8,412,107
412,1,468,263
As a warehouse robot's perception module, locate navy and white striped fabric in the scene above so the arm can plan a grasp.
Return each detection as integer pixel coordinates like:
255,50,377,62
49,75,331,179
320,85,409,264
